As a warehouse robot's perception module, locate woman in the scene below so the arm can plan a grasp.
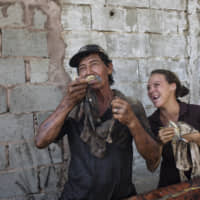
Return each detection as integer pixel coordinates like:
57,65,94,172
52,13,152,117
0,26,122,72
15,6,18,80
147,69,200,188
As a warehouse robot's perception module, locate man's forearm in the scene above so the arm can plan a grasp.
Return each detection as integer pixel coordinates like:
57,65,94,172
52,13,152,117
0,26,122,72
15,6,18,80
128,118,161,171
35,97,73,148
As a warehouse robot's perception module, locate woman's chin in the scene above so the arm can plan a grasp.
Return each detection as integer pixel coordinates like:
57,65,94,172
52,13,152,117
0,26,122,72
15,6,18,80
153,101,162,108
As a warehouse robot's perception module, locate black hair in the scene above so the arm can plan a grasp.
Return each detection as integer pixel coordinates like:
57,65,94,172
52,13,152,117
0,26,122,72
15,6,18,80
150,69,189,98
76,52,114,85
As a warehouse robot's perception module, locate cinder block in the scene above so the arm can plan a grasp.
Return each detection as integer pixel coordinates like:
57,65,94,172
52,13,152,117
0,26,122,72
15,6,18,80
39,165,64,192
0,58,25,86
36,111,53,126
9,141,62,169
49,143,63,164
112,82,142,101
0,113,33,142
2,29,48,57
126,9,138,32
149,34,187,57
9,85,63,113
64,59,77,80
0,168,38,198
61,0,105,4
23,192,60,200
107,0,149,7
112,59,139,83
150,0,187,10
132,142,160,194
0,2,24,27
0,145,7,170
163,11,187,33
62,5,91,30
63,31,107,59
30,59,49,83
139,58,188,82
33,8,47,29
139,82,155,115
92,6,128,31
106,33,151,58
182,57,200,105
0,87,7,113
137,9,187,33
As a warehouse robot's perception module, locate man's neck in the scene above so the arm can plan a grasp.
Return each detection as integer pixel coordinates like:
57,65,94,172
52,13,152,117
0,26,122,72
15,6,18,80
95,88,113,116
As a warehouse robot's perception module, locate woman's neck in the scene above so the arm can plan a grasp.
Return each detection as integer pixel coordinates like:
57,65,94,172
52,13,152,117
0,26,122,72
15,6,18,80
159,99,180,125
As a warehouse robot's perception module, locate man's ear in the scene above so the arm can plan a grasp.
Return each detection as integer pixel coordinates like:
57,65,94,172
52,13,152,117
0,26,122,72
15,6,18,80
107,63,113,75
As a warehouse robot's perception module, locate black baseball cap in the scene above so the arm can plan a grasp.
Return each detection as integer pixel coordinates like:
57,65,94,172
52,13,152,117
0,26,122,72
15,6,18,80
69,44,110,68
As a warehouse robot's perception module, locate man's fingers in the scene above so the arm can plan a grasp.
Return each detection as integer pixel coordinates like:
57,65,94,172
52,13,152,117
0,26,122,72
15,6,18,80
111,98,130,114
65,80,88,106
69,85,87,93
68,82,88,94
70,89,86,98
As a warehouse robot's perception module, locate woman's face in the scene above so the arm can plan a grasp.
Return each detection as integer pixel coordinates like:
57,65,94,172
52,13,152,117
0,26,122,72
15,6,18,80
147,73,176,108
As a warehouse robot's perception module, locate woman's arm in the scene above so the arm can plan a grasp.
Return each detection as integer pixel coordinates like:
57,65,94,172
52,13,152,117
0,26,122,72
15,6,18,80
182,133,200,145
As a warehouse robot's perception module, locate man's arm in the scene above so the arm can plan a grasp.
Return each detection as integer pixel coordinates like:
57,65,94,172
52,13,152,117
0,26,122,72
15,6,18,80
35,79,88,148
127,116,162,171
111,98,161,171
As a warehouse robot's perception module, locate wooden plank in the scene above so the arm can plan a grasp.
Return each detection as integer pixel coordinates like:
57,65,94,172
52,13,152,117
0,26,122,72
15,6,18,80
125,178,200,200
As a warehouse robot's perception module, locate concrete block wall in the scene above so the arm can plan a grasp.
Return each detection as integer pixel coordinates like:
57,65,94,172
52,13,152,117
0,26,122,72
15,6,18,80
0,1,70,199
0,0,200,199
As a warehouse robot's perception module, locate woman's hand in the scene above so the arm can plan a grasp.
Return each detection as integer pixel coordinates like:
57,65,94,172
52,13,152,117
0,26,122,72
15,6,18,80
182,132,200,145
158,127,175,144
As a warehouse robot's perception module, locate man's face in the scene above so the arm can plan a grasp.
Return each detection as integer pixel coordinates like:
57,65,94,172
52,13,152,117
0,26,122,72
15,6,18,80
78,53,113,90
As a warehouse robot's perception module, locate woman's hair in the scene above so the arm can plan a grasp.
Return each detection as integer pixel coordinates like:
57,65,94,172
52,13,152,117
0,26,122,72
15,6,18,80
150,69,189,98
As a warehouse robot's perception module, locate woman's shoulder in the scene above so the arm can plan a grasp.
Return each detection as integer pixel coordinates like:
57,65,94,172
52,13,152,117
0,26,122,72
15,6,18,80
180,101,200,111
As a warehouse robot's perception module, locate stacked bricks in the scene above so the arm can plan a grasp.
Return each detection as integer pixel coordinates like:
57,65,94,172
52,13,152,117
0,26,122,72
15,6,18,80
0,1,70,199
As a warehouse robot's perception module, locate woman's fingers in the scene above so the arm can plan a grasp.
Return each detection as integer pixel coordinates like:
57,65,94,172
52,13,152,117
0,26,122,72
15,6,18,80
159,127,175,144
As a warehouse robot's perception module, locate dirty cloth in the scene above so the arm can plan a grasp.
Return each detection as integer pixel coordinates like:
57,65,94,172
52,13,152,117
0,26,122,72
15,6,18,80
79,87,115,158
169,121,200,182
148,101,200,187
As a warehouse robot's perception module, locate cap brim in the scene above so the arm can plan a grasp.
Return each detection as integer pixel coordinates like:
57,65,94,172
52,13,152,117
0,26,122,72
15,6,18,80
69,50,101,68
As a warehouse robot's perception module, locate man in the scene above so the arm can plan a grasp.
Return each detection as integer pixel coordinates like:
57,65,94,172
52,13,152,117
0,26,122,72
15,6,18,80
35,44,161,200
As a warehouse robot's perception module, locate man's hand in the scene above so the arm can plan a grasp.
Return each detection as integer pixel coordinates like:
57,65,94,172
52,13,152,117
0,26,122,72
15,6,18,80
158,127,175,144
111,97,136,128
64,78,88,108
